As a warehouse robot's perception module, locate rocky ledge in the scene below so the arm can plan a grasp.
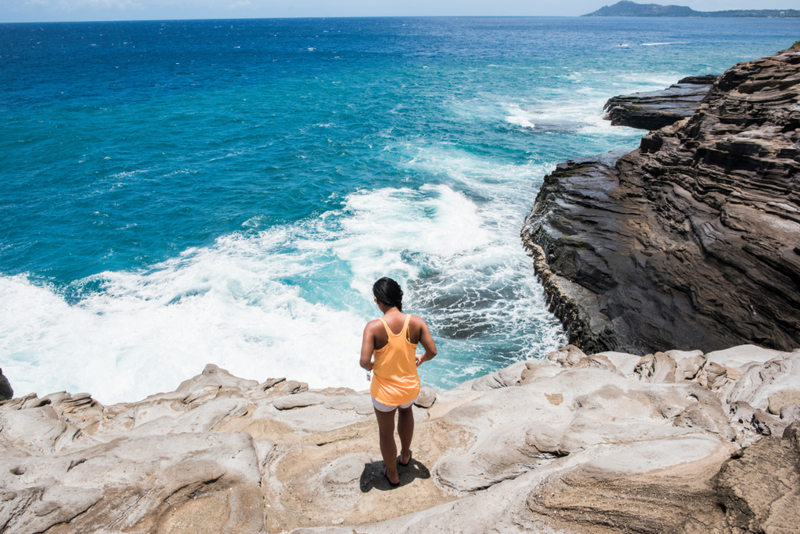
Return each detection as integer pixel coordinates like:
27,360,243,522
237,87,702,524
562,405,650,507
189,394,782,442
522,47,800,355
1,344,799,533
603,74,719,130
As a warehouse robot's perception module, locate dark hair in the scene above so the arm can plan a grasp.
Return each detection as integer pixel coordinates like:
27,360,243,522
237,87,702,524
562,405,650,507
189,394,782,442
373,277,403,312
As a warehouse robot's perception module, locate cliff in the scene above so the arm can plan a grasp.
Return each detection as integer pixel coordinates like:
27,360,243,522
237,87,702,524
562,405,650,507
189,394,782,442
1,344,798,533
522,48,800,355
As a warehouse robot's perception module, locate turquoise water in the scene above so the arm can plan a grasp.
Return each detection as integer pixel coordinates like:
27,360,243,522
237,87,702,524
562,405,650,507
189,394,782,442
1,17,798,403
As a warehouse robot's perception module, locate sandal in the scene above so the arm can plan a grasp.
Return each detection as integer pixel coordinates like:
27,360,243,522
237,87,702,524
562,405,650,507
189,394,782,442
382,465,400,487
399,450,412,467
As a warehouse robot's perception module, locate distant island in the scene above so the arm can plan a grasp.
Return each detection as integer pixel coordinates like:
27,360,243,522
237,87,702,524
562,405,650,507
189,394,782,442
584,0,800,17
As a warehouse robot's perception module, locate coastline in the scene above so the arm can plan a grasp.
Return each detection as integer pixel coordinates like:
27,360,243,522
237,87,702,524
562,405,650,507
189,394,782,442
2,39,800,534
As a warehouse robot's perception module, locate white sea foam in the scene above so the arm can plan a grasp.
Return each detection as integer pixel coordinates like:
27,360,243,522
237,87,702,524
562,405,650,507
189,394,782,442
505,105,536,129
1,171,563,403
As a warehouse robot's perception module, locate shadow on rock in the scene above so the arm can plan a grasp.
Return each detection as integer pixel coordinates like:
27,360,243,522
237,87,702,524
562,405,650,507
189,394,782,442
359,459,431,492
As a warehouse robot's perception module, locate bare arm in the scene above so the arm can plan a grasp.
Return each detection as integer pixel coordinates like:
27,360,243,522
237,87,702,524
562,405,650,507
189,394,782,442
414,317,437,367
360,321,376,371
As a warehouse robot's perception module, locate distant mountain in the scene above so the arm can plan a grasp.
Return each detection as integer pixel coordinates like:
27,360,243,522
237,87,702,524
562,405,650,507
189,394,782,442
583,1,800,17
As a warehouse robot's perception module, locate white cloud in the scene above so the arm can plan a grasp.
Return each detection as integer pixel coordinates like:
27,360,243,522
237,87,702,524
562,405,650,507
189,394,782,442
229,0,251,8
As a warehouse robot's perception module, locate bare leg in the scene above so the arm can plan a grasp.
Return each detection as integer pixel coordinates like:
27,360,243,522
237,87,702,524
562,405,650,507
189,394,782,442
374,408,400,484
397,405,414,464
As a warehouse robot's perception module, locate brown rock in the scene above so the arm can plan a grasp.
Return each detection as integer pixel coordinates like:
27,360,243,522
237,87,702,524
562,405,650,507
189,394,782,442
604,75,718,130
714,422,800,533
522,49,800,355
768,389,800,415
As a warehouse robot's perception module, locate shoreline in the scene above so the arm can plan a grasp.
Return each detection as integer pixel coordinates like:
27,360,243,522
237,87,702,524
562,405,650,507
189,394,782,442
2,40,800,534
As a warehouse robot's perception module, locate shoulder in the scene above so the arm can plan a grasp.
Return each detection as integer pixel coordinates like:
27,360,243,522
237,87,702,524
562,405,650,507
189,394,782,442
364,319,384,333
407,314,428,329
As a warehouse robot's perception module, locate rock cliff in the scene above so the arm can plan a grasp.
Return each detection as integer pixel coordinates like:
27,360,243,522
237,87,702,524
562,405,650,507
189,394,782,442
603,75,718,131
1,344,798,533
522,48,800,355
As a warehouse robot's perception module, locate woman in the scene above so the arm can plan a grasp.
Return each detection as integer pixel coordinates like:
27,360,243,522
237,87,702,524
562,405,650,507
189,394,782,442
360,277,437,487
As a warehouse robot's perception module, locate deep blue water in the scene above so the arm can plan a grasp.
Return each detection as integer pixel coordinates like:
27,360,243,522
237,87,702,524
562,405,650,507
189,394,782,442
1,17,798,403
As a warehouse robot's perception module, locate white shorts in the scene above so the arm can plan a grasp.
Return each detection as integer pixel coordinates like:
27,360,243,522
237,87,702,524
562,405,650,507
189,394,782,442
371,396,416,412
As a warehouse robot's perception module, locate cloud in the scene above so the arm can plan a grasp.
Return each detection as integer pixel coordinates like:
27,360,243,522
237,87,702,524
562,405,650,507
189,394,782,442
229,0,251,7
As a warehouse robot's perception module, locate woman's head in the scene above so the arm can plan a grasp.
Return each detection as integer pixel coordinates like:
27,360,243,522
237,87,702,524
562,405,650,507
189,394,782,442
373,277,403,312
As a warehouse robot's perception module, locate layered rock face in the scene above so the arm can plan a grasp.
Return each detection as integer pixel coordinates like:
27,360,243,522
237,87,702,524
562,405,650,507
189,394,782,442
604,75,719,130
2,344,799,533
522,48,800,355
0,369,12,401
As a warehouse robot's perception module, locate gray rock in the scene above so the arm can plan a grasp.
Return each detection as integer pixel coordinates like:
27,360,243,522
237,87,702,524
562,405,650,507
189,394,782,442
259,377,286,390
0,368,13,400
780,405,800,427
469,361,527,390
273,392,327,410
414,386,437,408
752,410,788,437
281,380,309,394
176,363,259,393
546,344,586,367
0,432,265,534
573,354,618,373
634,352,677,383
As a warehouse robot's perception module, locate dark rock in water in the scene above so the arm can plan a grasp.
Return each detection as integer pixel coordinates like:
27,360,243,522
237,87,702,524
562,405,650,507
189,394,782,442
604,75,719,130
522,49,800,355
0,368,12,400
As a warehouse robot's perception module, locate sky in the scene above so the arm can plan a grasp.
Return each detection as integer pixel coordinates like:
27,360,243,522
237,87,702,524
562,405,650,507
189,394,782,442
0,0,796,24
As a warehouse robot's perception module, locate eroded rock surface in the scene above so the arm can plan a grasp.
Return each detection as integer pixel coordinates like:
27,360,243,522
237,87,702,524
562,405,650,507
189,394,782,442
2,343,798,533
604,74,719,130
522,48,800,355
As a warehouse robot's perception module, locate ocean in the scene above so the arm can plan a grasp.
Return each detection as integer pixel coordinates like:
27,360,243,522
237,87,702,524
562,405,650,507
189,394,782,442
1,16,798,404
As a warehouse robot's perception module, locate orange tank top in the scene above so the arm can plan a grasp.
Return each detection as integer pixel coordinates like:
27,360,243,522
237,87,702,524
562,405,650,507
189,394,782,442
370,314,421,406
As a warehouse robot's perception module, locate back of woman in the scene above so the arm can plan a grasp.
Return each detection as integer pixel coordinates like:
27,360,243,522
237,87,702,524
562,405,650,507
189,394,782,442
359,277,437,487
